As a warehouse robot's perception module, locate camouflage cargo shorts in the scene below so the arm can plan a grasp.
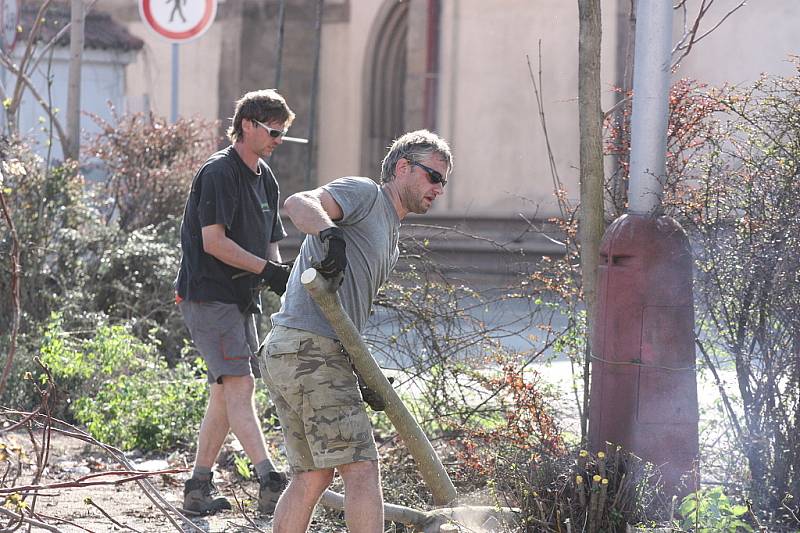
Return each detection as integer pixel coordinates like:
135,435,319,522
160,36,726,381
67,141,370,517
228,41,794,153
259,325,378,472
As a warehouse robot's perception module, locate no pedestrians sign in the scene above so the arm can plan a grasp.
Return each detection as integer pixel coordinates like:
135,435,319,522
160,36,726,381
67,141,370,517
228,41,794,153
139,0,217,42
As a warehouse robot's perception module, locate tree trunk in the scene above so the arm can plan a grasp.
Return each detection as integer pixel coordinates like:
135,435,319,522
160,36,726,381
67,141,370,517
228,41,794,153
578,0,604,441
65,0,84,161
302,267,458,506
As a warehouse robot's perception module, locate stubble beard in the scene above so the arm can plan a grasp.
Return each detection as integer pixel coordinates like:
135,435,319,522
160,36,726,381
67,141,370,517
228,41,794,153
400,186,429,214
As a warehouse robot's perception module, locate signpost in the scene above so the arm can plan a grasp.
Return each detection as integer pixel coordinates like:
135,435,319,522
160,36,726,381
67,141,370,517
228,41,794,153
0,0,19,134
138,0,218,121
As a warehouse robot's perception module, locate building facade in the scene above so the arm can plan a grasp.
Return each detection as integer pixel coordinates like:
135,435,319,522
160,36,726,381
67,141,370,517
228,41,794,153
28,0,800,278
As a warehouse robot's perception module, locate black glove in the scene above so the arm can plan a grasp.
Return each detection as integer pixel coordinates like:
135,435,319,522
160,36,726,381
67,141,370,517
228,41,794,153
259,260,292,296
354,368,395,412
314,226,347,280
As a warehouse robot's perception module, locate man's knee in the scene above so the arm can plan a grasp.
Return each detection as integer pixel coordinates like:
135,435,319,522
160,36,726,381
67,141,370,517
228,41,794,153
220,374,256,395
291,469,336,497
338,460,380,489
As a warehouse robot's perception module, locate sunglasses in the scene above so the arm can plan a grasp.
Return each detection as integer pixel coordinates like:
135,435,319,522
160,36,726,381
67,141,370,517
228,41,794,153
252,119,288,138
408,160,447,187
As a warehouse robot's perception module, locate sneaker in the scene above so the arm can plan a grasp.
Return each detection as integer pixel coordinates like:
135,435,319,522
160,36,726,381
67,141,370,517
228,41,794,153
182,473,232,516
258,470,288,515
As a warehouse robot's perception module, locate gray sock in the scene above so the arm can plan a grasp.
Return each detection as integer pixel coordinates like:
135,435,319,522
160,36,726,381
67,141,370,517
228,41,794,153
192,465,212,480
254,459,277,480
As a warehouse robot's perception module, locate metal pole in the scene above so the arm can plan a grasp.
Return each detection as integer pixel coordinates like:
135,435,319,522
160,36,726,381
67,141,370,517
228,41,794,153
626,0,673,215
171,42,179,122
274,0,286,89
303,0,323,189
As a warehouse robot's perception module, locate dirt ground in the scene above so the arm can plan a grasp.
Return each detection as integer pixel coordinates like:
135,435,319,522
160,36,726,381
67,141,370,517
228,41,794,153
0,429,349,533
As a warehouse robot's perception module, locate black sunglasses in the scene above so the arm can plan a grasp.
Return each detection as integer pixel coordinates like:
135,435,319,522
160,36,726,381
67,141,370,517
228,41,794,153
408,160,447,187
252,119,288,138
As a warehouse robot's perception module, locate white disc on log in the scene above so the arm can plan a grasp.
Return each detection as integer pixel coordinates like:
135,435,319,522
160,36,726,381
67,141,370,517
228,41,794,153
301,268,319,284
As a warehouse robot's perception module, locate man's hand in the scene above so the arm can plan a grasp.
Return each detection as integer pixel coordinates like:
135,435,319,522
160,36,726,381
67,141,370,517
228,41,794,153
354,368,395,411
315,226,347,280
259,260,292,296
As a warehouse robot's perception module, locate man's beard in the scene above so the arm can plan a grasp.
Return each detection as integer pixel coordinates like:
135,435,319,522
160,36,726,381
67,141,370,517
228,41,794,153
400,187,429,214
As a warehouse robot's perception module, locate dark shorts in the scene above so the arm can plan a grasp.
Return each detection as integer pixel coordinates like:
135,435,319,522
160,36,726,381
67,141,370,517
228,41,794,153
179,300,260,384
259,325,378,471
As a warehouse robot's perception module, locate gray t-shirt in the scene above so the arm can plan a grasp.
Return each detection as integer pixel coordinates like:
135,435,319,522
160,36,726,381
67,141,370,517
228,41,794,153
271,177,401,338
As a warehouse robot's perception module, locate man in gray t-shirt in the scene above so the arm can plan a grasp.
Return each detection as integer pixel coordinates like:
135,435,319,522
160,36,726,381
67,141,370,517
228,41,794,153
260,130,452,533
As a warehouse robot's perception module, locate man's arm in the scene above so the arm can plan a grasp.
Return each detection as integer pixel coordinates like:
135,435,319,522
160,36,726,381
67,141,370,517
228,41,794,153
201,224,268,273
267,241,282,263
284,187,347,280
283,187,343,235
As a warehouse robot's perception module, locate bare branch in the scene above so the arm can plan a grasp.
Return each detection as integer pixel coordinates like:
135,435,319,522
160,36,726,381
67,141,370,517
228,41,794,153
7,0,54,128
671,0,747,70
83,498,143,533
0,54,69,151
0,410,204,533
0,507,61,532
0,469,189,495
25,0,100,81
526,48,571,220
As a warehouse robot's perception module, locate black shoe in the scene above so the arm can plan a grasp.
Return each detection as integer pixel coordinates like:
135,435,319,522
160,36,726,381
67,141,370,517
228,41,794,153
258,470,289,515
182,473,232,516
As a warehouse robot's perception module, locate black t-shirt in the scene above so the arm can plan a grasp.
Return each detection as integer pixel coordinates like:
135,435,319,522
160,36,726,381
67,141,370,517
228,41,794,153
175,146,287,313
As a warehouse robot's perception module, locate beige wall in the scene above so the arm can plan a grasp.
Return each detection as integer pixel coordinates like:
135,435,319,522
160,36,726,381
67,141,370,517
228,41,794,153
675,0,799,86
315,2,385,185
124,22,223,121
436,0,601,217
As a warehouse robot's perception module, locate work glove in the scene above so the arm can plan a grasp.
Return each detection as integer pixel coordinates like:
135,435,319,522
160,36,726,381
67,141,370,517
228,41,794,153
354,368,395,412
314,226,347,281
259,260,292,296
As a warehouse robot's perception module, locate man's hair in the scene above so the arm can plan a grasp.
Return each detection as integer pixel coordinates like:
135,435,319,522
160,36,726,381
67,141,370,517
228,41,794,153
227,89,296,143
380,129,453,183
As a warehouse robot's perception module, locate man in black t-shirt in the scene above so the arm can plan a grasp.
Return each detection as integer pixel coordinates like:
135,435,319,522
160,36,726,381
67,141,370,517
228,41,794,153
175,89,294,516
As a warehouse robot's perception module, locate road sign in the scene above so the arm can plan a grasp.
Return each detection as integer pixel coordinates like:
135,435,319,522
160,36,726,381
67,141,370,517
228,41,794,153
1,0,19,53
139,0,217,43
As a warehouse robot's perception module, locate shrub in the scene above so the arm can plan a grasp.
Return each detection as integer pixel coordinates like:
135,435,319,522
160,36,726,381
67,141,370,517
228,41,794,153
667,64,800,526
38,315,207,450
678,487,753,533
73,357,207,451
85,107,219,232
93,217,186,363
446,360,669,531
0,138,98,334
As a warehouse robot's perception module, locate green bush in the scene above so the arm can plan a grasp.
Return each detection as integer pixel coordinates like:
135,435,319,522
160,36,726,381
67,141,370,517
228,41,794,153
93,217,186,363
0,138,97,334
40,315,144,399
73,358,207,451
678,487,753,533
39,315,207,450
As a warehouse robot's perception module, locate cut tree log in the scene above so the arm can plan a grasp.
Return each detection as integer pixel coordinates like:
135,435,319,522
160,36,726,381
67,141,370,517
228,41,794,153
320,489,519,532
301,267,457,505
